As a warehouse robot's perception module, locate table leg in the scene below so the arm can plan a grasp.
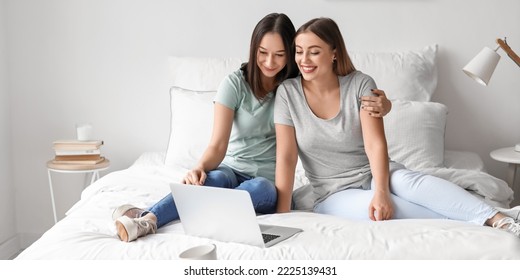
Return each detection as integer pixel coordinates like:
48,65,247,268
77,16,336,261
507,163,519,206
89,171,99,185
507,163,517,188
47,169,58,224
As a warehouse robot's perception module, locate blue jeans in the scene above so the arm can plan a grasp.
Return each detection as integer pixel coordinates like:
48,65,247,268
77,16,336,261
314,168,498,225
147,165,277,228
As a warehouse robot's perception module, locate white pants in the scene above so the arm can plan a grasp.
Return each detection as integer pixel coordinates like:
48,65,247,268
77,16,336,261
314,169,497,225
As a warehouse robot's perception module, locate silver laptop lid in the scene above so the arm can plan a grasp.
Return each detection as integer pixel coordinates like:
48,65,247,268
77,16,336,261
170,183,266,247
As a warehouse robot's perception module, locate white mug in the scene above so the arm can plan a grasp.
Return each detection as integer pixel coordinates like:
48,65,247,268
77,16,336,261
179,244,217,260
76,124,93,141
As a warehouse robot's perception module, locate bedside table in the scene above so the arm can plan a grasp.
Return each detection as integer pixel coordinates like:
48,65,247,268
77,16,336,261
490,147,520,202
46,158,110,223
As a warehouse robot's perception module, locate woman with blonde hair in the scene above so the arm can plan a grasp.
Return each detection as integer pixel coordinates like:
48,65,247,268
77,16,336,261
274,17,520,237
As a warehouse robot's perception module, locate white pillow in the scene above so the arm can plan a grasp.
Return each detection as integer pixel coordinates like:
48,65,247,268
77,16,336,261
383,100,448,170
165,56,242,169
350,45,438,101
168,56,243,91
164,87,215,169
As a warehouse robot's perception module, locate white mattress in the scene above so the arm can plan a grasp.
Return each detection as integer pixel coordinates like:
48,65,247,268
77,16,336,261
16,152,520,260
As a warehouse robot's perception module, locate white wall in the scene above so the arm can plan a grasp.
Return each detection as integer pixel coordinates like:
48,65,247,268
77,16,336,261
4,0,520,250
0,0,17,259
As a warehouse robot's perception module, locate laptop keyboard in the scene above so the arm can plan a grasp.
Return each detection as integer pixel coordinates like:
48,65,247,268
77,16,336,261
262,233,280,244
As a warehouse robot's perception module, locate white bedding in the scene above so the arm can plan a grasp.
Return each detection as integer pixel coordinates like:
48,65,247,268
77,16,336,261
16,152,520,260
17,51,520,260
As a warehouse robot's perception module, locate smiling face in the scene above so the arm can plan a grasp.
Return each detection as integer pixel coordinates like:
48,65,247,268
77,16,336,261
256,32,287,80
295,31,336,82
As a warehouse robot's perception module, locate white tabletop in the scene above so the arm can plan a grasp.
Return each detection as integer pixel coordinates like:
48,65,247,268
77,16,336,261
490,147,520,164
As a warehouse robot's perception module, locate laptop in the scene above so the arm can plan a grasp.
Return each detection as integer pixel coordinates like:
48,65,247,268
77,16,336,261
170,183,302,247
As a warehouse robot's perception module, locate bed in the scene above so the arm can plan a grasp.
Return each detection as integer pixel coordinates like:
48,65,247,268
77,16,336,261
16,46,520,260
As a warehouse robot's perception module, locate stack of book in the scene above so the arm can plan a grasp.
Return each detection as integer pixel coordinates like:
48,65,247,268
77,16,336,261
52,140,105,165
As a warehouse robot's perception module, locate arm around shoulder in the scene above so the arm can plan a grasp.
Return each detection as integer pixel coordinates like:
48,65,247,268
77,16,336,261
361,89,392,118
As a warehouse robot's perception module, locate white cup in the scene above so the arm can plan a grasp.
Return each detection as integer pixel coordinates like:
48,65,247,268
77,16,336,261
76,124,93,141
179,244,217,260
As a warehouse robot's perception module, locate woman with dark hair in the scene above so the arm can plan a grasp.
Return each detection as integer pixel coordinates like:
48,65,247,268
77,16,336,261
112,14,392,242
274,17,520,237
241,13,299,101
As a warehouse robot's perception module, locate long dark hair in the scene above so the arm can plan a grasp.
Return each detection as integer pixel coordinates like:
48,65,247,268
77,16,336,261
296,17,356,76
241,13,298,100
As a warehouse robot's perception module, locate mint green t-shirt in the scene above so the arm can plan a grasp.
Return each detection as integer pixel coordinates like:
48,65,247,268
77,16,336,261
214,70,276,183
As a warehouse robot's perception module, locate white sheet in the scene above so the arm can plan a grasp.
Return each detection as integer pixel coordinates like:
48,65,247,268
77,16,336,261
444,150,486,171
16,152,520,260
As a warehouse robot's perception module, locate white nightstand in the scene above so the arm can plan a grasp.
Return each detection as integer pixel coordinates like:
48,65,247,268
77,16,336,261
490,147,520,203
46,158,110,224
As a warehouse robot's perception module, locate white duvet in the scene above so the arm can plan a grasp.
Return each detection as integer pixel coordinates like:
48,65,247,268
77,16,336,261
16,153,520,260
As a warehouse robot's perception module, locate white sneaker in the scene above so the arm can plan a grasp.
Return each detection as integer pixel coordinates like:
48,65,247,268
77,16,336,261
115,216,157,242
112,204,147,220
495,205,520,222
492,217,520,238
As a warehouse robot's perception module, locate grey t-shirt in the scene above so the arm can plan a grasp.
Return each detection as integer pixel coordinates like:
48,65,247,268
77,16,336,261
274,71,402,204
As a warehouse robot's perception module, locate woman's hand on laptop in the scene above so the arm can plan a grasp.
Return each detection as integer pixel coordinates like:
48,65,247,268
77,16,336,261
183,168,206,185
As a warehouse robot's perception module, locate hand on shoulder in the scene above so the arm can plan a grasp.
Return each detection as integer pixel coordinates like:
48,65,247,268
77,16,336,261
361,89,392,118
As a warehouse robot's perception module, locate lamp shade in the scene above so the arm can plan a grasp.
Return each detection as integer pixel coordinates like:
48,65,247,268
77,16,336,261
463,47,501,86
